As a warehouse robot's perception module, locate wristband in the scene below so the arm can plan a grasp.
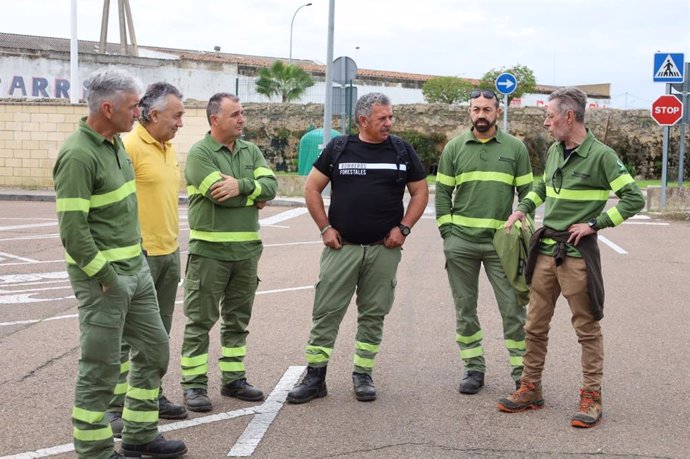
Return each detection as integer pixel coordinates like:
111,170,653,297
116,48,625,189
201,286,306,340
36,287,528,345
319,224,332,235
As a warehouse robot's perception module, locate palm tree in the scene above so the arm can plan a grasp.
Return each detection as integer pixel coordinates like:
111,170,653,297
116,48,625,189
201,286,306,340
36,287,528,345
255,61,315,103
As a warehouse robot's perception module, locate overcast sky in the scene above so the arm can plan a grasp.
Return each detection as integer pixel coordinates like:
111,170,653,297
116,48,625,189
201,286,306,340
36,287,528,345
1,0,689,109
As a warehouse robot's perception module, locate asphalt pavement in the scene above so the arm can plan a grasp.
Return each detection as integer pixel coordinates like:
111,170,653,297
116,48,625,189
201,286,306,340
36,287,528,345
0,195,688,459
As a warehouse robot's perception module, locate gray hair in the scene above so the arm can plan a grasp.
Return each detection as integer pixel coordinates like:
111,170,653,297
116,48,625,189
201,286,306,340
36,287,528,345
85,67,142,114
355,92,391,125
139,82,183,124
206,92,240,125
548,87,587,122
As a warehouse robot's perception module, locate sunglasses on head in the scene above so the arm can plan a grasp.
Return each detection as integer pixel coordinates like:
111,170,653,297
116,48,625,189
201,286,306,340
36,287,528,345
470,89,498,100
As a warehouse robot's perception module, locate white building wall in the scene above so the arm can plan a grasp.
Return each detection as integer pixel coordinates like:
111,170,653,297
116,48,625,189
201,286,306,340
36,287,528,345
0,55,608,107
0,55,239,101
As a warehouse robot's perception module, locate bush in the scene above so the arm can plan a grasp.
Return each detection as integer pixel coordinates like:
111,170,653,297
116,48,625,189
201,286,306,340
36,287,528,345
394,130,447,174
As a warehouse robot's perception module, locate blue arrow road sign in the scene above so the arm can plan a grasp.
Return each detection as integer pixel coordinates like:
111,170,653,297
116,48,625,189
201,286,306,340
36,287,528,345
654,53,684,83
495,73,517,95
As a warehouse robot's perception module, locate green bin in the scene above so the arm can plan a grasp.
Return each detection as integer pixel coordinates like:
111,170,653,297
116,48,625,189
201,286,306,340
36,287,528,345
298,128,342,176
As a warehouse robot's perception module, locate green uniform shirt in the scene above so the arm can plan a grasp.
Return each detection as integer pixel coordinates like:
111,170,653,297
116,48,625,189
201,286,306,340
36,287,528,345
435,127,533,242
53,118,143,287
185,133,277,261
518,129,645,255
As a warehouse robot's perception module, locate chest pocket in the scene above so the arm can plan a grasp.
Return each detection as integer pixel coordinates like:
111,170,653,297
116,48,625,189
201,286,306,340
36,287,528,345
497,155,517,174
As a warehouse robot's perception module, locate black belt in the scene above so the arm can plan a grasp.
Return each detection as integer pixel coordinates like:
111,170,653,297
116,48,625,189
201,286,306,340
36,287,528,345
341,239,385,246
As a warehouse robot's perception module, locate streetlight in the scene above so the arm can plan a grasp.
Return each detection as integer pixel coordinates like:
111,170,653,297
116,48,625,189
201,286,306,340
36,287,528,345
289,2,312,65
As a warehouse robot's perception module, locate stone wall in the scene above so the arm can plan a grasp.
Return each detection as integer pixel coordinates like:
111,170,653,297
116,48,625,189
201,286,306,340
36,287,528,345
0,99,688,190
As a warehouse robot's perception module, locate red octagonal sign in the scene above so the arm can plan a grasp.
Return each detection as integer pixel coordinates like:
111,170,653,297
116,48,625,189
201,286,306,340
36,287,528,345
651,95,683,126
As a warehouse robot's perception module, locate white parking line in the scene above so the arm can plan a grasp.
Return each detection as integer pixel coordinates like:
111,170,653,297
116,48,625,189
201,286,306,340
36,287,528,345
0,366,306,459
598,235,628,254
227,365,305,456
259,208,309,225
0,285,314,326
0,222,57,232
0,251,39,263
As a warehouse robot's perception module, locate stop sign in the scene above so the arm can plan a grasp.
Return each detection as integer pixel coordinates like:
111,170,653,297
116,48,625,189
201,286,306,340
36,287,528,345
651,95,684,126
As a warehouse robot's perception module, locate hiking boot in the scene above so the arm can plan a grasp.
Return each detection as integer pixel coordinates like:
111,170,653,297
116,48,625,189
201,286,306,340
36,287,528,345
497,379,544,412
221,378,265,402
571,389,602,428
459,371,485,394
287,366,328,404
352,372,376,402
105,411,123,438
159,395,188,420
120,434,188,458
183,388,212,412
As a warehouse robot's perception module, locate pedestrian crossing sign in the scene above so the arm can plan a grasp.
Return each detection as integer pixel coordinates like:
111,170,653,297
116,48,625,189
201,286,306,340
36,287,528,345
654,53,684,83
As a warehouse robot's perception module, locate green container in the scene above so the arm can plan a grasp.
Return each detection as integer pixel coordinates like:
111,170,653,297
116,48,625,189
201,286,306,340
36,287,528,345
298,128,342,176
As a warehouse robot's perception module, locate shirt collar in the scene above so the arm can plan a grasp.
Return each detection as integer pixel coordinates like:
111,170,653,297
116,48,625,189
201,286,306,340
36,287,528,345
558,129,596,158
464,126,504,145
78,117,121,147
134,122,171,151
205,132,247,154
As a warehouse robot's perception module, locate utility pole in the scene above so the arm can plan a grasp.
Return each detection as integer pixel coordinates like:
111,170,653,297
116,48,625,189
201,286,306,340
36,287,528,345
98,0,138,56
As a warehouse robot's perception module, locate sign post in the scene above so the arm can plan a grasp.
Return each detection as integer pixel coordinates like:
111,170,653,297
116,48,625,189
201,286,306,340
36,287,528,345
653,53,685,209
495,72,517,131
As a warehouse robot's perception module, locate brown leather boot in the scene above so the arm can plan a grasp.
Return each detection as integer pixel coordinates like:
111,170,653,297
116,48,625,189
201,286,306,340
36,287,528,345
497,379,544,412
571,388,602,428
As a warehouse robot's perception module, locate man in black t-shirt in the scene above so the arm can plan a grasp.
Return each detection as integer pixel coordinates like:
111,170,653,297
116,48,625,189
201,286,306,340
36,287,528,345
287,92,428,404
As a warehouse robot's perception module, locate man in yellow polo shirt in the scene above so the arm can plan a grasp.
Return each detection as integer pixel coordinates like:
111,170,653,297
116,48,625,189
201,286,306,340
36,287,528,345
106,82,187,436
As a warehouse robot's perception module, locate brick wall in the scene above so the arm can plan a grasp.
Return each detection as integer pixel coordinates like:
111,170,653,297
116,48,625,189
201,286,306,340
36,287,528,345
0,101,209,189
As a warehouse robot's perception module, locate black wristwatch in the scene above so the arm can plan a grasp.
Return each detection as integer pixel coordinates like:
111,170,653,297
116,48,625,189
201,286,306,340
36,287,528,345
587,218,598,231
398,224,411,236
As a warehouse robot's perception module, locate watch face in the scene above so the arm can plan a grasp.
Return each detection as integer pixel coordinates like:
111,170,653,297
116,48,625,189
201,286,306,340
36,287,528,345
399,225,410,236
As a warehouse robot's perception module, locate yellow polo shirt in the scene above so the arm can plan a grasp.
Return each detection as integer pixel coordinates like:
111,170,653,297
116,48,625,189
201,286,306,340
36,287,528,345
123,123,180,256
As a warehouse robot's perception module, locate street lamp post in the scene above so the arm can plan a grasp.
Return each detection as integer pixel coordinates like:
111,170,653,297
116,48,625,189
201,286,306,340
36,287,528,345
289,2,312,65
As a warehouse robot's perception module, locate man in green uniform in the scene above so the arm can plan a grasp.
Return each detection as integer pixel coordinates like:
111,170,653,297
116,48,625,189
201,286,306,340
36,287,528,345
180,93,276,412
436,89,533,394
54,68,187,459
104,82,188,437
497,87,644,428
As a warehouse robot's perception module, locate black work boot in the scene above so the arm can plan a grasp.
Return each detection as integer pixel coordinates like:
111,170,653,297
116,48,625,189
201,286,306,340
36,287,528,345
221,378,265,402
159,395,188,420
459,370,485,394
120,434,187,458
286,366,328,404
352,372,376,402
105,411,123,438
183,388,212,412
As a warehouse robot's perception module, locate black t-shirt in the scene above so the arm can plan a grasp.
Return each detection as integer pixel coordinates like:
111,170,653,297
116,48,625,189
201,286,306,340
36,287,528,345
313,135,426,244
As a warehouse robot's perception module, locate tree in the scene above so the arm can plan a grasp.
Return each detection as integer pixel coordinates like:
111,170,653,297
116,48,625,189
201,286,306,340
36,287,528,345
479,64,537,104
255,61,315,103
422,76,473,104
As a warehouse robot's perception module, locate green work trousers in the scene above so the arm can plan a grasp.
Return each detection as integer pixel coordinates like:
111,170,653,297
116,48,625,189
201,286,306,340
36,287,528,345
305,244,401,375
180,253,260,389
69,263,169,459
443,234,526,381
110,249,180,410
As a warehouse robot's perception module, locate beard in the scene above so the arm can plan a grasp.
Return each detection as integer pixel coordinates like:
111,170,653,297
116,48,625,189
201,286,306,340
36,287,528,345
472,117,496,133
